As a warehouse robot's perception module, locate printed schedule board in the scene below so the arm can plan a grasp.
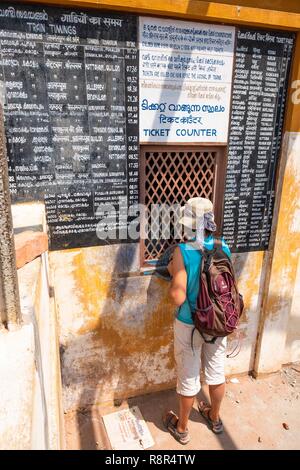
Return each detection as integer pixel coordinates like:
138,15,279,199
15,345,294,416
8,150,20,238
139,17,235,143
222,28,294,252
0,3,139,250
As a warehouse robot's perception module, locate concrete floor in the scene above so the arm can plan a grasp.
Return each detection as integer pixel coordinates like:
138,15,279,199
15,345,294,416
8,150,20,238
64,365,300,450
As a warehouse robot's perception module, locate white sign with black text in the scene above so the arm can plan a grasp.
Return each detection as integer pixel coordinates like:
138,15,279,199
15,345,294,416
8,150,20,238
139,17,235,143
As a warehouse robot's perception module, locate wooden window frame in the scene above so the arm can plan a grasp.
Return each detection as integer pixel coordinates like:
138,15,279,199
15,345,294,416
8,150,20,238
139,144,227,266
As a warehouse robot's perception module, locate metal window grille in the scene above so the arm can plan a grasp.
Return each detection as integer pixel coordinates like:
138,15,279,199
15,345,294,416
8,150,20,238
140,146,226,263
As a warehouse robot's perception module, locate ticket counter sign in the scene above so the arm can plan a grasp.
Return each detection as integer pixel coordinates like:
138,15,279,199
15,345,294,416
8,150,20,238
139,17,235,143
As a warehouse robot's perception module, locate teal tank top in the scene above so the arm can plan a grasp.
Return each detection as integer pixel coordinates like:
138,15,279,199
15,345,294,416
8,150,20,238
177,236,231,325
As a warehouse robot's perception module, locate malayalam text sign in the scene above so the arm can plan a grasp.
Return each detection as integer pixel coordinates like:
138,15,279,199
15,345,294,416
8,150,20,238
139,17,235,143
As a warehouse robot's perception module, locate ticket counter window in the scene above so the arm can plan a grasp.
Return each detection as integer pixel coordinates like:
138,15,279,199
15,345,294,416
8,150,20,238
140,146,227,264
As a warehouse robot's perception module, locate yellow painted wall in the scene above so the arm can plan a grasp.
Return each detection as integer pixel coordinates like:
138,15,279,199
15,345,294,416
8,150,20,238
50,244,177,410
49,243,266,410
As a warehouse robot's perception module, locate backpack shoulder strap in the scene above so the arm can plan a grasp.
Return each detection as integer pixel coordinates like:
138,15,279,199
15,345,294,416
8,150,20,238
204,236,222,252
213,236,223,249
213,236,231,260
200,236,216,272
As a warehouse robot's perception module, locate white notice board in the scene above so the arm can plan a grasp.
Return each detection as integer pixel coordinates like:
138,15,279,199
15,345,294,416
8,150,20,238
139,17,235,143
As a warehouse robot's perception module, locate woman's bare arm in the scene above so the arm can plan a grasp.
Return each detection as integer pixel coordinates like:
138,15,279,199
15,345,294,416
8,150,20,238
168,247,187,307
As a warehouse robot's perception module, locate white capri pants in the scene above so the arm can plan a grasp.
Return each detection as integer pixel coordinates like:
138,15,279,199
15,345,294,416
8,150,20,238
174,318,227,397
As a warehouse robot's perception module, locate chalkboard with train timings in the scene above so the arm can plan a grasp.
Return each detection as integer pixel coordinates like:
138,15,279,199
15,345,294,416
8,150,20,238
0,3,139,250
222,27,295,253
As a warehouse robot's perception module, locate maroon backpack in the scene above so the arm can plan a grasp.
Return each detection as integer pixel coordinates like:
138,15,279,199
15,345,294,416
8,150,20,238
192,238,244,344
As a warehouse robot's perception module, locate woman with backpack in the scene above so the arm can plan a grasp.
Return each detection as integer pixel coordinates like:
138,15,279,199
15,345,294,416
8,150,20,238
163,197,242,445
